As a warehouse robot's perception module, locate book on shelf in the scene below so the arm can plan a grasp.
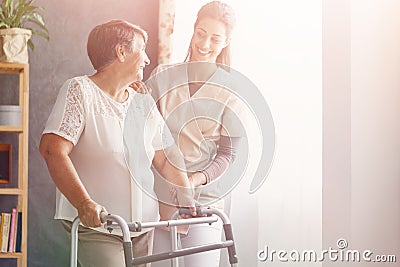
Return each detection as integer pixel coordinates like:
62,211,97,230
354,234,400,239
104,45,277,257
12,210,19,252
0,212,11,252
15,211,22,253
0,209,22,253
8,208,17,253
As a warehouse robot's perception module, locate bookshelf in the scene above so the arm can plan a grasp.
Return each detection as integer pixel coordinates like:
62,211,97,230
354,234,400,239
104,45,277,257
0,62,29,267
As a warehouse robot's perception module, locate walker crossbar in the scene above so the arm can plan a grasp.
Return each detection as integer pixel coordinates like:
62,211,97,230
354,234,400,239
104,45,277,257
135,216,218,230
131,240,234,265
70,207,238,267
104,216,218,232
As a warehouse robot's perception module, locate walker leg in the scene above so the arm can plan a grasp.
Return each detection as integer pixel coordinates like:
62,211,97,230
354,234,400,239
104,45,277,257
170,225,180,267
123,241,133,267
70,217,81,267
224,223,238,265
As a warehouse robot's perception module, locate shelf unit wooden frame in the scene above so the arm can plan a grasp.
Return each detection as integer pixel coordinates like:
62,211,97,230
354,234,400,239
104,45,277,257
0,62,29,267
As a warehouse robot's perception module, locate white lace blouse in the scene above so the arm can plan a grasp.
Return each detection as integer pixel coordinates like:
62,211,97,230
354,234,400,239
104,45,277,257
43,76,174,235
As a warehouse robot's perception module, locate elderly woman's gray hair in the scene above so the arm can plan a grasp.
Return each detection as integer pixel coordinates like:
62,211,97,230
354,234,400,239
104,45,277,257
87,19,148,71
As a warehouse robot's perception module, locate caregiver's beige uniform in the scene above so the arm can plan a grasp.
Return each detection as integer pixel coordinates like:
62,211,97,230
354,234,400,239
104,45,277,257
149,63,246,267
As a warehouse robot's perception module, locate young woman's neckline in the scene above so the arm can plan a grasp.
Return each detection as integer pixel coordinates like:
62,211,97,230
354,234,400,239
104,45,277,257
186,62,219,97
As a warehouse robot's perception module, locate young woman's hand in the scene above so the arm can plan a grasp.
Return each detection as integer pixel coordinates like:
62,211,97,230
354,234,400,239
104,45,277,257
189,172,207,187
129,81,152,94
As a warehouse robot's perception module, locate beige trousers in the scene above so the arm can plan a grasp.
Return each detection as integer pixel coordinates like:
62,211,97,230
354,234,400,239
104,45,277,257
62,220,154,267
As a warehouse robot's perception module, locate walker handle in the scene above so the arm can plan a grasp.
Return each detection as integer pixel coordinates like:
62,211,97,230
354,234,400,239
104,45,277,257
178,207,205,217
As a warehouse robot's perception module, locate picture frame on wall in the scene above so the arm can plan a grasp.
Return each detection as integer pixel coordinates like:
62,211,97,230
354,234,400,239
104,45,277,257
0,144,12,184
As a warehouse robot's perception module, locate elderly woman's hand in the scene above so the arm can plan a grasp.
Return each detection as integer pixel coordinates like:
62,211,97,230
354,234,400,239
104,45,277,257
129,81,152,94
77,198,107,227
175,186,197,218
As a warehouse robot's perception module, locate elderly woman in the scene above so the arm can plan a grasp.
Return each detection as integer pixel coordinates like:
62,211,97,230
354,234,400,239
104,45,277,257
39,19,195,267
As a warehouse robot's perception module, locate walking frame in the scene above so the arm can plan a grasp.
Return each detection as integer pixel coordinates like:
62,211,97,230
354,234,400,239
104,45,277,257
70,207,238,267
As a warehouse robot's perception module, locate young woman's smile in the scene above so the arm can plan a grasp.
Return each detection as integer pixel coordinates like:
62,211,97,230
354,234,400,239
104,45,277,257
190,17,229,63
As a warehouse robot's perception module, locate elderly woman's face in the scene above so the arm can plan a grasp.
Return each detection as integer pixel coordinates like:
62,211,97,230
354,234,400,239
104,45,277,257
125,35,150,81
190,17,229,63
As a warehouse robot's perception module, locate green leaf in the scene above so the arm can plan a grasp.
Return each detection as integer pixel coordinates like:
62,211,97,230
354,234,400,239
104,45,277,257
4,0,11,10
30,11,45,26
27,39,34,51
2,18,13,27
29,28,49,40
6,0,13,19
0,22,9,29
1,1,8,18
20,8,41,22
3,0,12,10
27,17,48,34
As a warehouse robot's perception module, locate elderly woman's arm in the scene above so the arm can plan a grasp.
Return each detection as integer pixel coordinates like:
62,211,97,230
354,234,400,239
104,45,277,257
39,133,106,227
152,145,197,216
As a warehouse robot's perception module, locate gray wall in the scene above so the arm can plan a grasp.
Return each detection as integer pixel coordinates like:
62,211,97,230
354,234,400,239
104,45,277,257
1,1,158,266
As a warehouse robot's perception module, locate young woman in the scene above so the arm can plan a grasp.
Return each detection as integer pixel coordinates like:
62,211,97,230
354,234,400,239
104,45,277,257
144,2,244,266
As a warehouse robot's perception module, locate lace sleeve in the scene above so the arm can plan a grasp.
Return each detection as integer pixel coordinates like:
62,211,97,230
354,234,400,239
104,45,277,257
43,78,86,145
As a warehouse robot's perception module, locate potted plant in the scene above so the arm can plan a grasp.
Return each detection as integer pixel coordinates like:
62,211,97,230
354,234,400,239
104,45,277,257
0,0,49,63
